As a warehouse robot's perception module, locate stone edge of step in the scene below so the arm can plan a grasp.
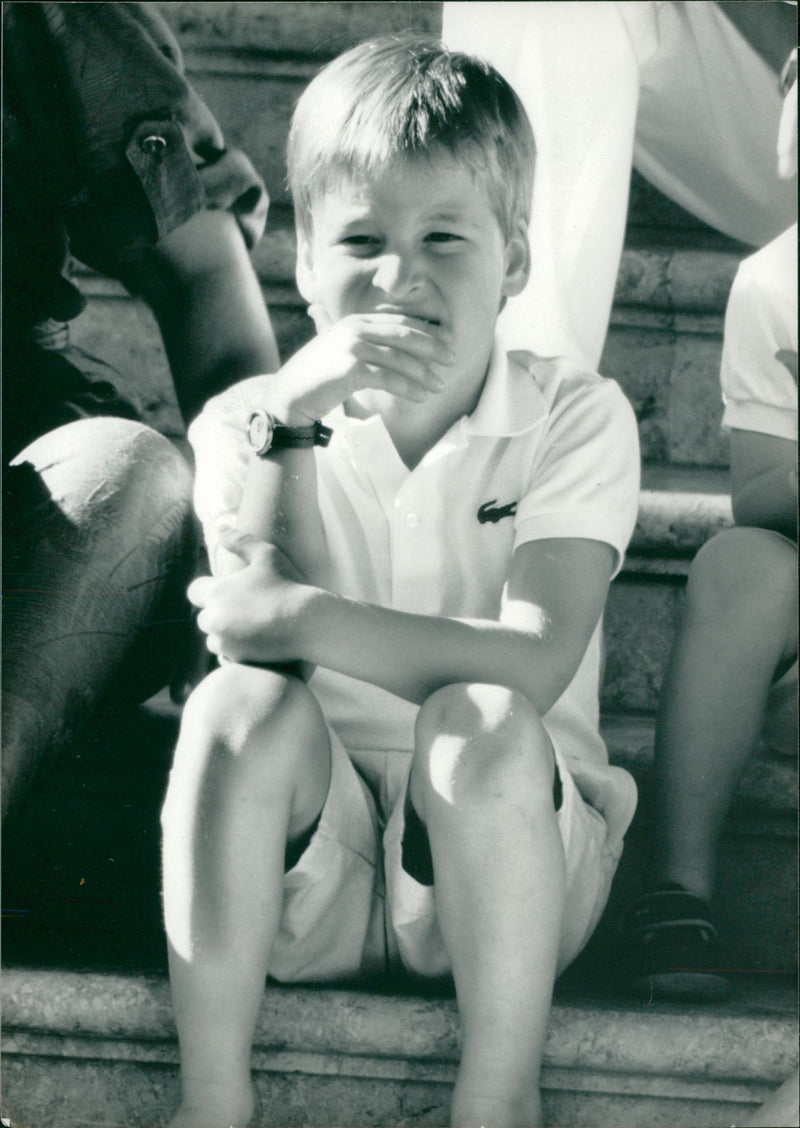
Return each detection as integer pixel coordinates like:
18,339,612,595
2,967,797,1085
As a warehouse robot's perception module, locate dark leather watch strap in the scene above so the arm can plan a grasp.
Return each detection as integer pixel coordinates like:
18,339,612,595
271,419,333,449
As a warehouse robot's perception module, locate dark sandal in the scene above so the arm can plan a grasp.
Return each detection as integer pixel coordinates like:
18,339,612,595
618,887,732,1002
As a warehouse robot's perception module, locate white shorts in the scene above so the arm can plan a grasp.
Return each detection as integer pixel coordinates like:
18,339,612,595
268,725,634,984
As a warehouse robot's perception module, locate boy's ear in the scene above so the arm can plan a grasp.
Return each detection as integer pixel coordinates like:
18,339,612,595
295,231,317,304
501,221,531,300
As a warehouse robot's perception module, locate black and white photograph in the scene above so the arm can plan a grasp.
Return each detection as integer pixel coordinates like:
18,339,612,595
2,3,798,1126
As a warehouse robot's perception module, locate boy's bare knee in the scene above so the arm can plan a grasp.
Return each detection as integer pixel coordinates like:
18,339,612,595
179,663,324,769
163,666,329,839
416,682,536,741
412,683,553,813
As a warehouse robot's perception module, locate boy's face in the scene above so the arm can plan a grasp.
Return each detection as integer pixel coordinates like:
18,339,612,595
297,153,529,408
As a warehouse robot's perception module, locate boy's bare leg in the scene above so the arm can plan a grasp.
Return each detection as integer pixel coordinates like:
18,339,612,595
651,528,797,900
161,664,331,1128
740,1070,800,1128
410,683,566,1128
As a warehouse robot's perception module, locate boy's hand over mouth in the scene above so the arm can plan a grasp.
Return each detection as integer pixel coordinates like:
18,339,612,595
267,312,454,424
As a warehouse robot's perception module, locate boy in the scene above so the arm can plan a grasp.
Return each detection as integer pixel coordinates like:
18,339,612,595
162,35,640,1128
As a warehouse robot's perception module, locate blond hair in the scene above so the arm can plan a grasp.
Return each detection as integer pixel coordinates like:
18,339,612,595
287,33,535,240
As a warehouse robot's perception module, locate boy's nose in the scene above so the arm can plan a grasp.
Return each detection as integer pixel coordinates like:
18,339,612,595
372,252,422,297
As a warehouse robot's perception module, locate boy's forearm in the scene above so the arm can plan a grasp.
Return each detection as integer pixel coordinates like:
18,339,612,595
296,586,582,716
237,449,330,584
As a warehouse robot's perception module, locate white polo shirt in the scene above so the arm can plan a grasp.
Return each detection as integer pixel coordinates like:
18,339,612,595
721,225,798,441
190,344,640,804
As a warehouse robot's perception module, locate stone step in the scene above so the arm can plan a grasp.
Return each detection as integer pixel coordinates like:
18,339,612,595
2,967,797,1128
602,308,731,468
160,0,441,61
630,464,732,555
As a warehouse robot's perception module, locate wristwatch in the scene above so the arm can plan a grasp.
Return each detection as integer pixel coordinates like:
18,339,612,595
246,409,333,456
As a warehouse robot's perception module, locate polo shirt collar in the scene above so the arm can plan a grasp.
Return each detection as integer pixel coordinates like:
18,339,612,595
464,337,549,438
329,336,549,468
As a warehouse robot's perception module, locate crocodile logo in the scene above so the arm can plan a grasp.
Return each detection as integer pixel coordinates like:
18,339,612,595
477,499,518,524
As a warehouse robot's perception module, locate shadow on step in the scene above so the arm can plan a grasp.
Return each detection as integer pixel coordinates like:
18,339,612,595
2,699,177,975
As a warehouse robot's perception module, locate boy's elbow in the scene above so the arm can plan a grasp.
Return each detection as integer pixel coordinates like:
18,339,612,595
516,634,585,716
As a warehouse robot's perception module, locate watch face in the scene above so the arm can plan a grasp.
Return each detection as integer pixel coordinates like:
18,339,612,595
247,410,273,455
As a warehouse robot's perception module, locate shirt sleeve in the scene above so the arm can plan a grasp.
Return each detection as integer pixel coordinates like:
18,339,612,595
8,3,267,276
720,227,798,441
513,367,641,578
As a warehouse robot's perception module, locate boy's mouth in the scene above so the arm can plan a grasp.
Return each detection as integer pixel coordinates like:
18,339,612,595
374,307,441,327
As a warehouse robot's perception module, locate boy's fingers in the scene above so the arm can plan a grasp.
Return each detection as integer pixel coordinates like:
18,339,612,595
356,342,446,393
357,317,454,361
187,576,214,607
381,369,442,400
203,631,222,656
217,525,261,562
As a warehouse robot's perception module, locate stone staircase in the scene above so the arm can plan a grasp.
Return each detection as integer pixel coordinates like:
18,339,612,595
2,4,797,1126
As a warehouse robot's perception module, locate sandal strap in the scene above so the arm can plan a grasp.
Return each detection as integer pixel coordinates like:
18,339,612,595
620,889,719,941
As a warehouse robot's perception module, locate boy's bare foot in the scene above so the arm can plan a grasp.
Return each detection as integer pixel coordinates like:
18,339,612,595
451,1085,543,1128
167,1105,254,1128
167,1080,256,1128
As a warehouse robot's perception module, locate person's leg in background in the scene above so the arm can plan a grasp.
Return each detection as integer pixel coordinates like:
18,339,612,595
620,527,797,1000
2,416,197,817
651,528,797,902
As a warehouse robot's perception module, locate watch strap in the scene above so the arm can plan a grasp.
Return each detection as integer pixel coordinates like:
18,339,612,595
247,409,333,455
271,419,333,449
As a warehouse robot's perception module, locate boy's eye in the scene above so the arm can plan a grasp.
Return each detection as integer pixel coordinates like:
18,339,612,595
340,235,381,254
425,232,465,248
